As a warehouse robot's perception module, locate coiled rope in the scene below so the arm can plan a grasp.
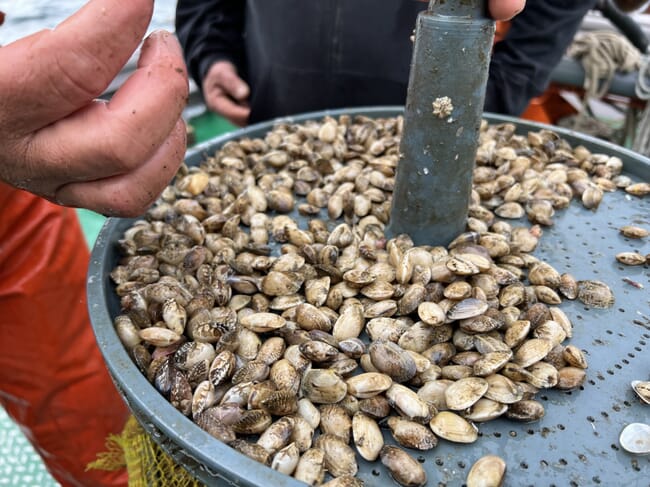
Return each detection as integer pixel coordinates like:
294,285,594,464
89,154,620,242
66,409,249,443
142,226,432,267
566,30,650,154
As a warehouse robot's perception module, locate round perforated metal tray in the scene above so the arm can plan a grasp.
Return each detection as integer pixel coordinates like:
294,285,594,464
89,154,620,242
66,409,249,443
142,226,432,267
88,107,650,486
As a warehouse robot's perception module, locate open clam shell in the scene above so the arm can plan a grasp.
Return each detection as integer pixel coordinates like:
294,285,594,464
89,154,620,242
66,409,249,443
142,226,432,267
619,423,650,455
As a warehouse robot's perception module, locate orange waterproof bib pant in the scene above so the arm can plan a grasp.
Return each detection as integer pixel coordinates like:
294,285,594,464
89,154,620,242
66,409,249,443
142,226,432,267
0,183,128,486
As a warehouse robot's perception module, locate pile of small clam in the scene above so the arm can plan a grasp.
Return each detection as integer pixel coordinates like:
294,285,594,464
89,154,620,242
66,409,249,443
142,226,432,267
111,115,642,486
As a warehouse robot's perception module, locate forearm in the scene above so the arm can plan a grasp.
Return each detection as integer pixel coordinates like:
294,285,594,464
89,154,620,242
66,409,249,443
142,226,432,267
175,0,246,88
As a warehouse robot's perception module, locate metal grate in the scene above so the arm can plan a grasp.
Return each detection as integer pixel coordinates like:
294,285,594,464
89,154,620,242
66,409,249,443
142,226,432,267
88,108,650,487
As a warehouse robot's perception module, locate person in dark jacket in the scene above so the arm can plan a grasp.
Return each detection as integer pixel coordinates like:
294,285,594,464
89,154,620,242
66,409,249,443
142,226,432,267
175,0,632,126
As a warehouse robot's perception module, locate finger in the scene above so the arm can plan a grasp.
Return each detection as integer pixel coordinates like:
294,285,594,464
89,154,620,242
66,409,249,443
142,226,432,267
55,118,186,217
488,0,525,20
0,0,153,131
214,62,250,101
24,30,188,194
210,94,250,126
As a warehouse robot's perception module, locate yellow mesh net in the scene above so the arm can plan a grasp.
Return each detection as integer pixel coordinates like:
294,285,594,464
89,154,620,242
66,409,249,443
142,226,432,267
87,416,205,487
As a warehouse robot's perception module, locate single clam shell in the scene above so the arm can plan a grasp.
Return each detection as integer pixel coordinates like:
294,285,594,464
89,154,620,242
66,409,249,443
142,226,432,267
466,454,506,487
299,340,339,362
443,281,473,300
558,273,578,300
398,322,442,353
562,345,588,369
445,377,489,410
549,306,573,337
616,252,646,266
232,409,273,435
339,338,366,359
473,351,512,377
260,390,298,416
231,361,269,384
270,359,300,395
369,340,417,383
619,423,650,455
230,439,272,465
417,379,452,411
290,417,315,454
314,433,358,478
271,442,300,475
352,412,384,461
620,225,649,239
257,416,295,453
296,398,320,430
333,303,365,341
504,320,531,348
528,262,561,288
631,381,650,405
484,374,524,404
301,369,347,404
625,182,650,196
506,399,545,422
295,303,332,331
532,320,566,346
513,338,553,368
463,398,508,423
387,416,438,450
379,445,427,487
386,383,431,421
429,411,478,443
194,408,237,443
139,327,182,347
526,362,559,389
576,280,614,308
208,350,236,387
319,404,352,444
256,336,286,365
418,301,446,326
447,298,489,321
293,448,325,486
240,312,286,333
115,315,141,350
556,366,587,390
346,372,393,399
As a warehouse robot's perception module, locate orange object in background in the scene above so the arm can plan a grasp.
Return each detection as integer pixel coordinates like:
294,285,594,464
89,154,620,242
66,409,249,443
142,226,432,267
0,183,128,487
494,20,510,43
521,87,579,124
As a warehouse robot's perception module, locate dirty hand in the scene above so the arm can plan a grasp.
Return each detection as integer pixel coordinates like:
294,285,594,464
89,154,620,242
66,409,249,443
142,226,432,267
202,60,250,127
0,0,189,217
489,0,526,20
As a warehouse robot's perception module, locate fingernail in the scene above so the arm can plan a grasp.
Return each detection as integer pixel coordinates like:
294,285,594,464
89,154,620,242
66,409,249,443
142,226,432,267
144,29,183,57
236,85,249,99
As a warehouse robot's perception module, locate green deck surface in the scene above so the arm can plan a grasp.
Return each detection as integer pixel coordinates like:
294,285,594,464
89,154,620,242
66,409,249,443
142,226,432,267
0,111,232,486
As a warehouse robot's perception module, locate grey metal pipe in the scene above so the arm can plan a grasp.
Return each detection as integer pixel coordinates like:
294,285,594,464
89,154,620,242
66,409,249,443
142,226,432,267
386,0,495,246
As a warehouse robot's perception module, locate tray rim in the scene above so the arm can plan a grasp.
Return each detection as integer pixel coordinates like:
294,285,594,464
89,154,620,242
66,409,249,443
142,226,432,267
87,106,650,486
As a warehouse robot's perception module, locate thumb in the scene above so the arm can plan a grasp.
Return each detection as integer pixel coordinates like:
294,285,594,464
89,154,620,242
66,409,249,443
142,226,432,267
219,63,250,101
0,0,153,131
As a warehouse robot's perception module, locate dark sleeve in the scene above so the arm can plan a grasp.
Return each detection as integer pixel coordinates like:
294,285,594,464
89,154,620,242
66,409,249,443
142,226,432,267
175,0,246,89
484,0,598,116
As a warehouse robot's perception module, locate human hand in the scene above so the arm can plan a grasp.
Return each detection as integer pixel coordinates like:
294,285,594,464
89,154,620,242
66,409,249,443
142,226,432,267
202,60,250,127
488,0,526,20
0,0,189,217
